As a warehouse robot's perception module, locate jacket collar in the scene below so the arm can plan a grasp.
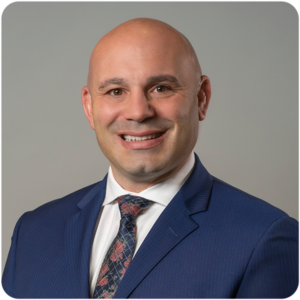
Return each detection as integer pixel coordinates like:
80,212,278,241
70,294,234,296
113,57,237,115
114,154,213,298
65,153,213,298
181,153,213,215
64,176,107,298
76,174,107,210
76,152,212,214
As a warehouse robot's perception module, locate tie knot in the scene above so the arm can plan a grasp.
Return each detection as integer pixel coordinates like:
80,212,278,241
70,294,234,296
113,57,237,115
116,194,153,217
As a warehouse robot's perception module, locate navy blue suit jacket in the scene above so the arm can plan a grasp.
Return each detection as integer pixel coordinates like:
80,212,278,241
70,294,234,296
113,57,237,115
2,155,298,298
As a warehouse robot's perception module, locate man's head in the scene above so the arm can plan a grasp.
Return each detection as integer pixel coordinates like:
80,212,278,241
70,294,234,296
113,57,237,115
82,18,211,192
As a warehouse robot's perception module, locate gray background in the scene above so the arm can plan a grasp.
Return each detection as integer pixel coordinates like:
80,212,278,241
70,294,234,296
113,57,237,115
2,2,298,268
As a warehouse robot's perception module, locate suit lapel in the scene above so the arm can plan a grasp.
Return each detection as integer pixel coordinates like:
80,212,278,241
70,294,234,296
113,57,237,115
64,177,107,298
114,155,213,298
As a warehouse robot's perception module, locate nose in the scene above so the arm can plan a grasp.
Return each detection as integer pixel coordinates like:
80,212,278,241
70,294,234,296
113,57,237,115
123,90,155,122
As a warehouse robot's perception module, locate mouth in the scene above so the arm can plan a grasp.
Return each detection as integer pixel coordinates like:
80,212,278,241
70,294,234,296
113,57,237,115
118,130,167,150
122,132,164,142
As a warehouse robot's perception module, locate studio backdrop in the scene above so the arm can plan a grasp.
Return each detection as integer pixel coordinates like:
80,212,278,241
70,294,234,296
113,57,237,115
2,2,298,268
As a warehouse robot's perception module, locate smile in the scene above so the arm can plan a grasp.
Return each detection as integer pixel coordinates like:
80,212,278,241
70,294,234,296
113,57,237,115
122,132,163,142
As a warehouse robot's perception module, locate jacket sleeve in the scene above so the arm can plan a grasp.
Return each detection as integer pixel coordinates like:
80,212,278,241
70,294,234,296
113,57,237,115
235,216,298,298
2,213,28,297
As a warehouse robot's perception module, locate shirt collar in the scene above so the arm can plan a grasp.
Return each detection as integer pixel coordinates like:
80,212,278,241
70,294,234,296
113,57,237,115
103,152,195,207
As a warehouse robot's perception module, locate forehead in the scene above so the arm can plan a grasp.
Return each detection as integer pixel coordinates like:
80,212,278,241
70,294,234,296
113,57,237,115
90,33,194,85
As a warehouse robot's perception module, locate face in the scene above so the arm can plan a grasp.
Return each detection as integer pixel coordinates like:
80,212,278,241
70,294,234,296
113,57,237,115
82,31,211,188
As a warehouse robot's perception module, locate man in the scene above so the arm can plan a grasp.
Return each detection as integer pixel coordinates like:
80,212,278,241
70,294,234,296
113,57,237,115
2,18,298,298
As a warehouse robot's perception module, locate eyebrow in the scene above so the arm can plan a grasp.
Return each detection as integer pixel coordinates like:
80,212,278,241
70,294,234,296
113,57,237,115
146,75,180,86
98,74,181,90
98,78,127,90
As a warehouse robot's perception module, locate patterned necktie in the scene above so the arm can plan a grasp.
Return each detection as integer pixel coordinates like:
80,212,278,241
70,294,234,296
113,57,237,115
93,194,153,299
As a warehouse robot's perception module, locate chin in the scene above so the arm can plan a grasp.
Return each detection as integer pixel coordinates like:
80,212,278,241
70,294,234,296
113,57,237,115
120,159,168,178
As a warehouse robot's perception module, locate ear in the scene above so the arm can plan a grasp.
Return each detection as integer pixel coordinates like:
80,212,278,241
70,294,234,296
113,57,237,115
197,75,211,121
81,86,95,130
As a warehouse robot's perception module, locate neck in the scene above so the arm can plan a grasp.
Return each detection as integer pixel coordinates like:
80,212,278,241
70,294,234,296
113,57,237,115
111,155,192,193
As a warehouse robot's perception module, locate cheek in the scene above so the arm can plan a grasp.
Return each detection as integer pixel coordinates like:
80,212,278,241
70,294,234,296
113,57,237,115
155,97,183,120
92,102,121,131
157,96,197,125
164,98,199,149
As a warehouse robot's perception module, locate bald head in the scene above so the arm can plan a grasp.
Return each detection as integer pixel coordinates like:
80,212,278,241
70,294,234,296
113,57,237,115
81,18,211,192
87,18,201,90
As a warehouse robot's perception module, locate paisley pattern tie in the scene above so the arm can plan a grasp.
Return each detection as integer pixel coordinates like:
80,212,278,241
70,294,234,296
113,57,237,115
93,195,153,299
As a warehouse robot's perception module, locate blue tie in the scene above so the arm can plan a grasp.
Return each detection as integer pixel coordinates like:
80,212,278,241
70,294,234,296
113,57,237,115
93,195,153,299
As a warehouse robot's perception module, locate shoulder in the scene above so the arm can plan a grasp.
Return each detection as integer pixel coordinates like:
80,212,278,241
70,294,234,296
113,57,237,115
211,176,290,219
211,176,300,298
192,177,297,276
198,176,298,240
18,181,103,229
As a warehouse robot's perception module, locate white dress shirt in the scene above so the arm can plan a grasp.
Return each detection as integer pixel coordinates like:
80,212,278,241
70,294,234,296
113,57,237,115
89,152,195,295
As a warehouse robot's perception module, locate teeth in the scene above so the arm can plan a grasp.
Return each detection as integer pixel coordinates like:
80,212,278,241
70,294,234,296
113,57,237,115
123,133,163,142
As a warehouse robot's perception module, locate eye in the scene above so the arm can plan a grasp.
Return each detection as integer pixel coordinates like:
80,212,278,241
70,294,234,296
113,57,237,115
154,85,169,93
109,89,123,96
